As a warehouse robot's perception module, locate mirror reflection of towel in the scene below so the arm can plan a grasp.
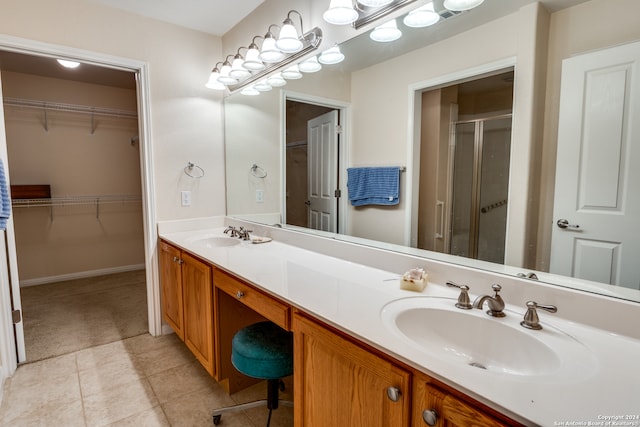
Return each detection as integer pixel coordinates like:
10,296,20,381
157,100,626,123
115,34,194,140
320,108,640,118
347,167,400,206
0,160,10,230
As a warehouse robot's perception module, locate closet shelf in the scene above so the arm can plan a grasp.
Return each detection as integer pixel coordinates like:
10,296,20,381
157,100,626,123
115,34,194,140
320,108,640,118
12,194,142,222
3,97,138,133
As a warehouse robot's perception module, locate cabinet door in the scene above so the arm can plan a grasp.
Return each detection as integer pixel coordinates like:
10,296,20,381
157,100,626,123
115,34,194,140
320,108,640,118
182,251,215,376
159,241,184,340
293,313,410,427
412,372,518,427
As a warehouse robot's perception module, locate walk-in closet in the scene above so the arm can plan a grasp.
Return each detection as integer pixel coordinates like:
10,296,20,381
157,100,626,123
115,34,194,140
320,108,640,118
0,51,147,362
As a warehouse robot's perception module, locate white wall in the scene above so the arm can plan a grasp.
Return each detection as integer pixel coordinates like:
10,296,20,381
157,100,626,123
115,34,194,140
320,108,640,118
0,0,226,222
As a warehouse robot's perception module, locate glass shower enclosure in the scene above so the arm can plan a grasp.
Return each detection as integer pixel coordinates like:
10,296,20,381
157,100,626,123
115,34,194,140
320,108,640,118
449,115,512,264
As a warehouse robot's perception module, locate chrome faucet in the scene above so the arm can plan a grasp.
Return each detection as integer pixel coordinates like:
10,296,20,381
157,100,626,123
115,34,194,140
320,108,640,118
473,284,506,317
223,226,239,237
520,301,557,330
237,226,252,241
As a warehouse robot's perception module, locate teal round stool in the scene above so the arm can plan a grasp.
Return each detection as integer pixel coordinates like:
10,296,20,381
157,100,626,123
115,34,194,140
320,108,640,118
212,321,293,426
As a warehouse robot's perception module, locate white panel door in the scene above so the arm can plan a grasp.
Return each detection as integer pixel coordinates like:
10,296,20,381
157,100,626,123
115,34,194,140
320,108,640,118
307,111,338,232
550,40,640,289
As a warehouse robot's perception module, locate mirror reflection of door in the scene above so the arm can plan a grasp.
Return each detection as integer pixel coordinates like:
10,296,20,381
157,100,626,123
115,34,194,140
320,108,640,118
285,100,339,231
418,70,514,264
551,41,640,289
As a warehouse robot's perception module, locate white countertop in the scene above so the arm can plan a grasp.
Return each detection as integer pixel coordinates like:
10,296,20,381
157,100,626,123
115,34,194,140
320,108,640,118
159,220,640,426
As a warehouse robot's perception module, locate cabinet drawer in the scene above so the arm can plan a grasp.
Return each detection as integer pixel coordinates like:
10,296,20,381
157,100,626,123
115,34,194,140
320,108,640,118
214,269,290,330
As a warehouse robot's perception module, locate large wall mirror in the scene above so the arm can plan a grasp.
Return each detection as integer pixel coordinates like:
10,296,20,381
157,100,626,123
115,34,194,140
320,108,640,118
224,0,640,304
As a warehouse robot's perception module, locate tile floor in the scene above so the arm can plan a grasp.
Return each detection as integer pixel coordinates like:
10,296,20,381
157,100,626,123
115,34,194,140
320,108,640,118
0,333,294,427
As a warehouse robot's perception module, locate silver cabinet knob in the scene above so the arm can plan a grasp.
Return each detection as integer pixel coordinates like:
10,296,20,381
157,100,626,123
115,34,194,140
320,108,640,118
386,386,401,402
236,290,244,299
422,409,438,426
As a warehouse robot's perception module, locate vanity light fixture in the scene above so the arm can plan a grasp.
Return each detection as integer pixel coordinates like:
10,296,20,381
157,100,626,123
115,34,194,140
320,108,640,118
323,0,359,25
403,2,440,27
370,19,402,42
359,0,394,7
266,72,287,87
217,56,239,85
243,37,266,71
443,0,484,11
205,62,226,90
298,56,322,73
259,25,285,63
253,79,273,91
57,59,80,69
229,50,252,80
282,64,303,79
318,45,345,65
276,10,305,53
240,85,260,96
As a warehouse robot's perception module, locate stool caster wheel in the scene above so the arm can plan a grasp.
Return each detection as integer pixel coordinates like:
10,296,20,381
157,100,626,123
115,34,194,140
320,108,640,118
213,414,222,425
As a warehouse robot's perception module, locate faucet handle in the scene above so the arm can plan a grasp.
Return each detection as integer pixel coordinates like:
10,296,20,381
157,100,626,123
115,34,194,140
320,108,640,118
491,283,502,295
445,281,472,310
520,301,558,330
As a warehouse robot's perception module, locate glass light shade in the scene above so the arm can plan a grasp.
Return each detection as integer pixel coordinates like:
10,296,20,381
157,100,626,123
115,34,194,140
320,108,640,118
229,57,251,79
57,59,81,68
318,46,345,65
266,72,287,87
254,80,273,92
217,63,238,85
370,19,402,42
443,0,484,11
403,3,440,28
205,71,226,90
243,47,265,71
358,0,394,7
276,22,303,53
323,0,358,25
240,86,260,96
282,64,303,79
299,56,322,73
259,37,285,63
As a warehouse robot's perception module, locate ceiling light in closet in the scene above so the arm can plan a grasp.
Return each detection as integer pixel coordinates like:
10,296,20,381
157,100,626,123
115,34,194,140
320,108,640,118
443,0,484,11
57,59,80,69
370,19,402,42
403,2,440,27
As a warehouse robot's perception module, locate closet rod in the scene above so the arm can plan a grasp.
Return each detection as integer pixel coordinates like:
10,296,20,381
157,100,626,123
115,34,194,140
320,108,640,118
3,97,138,119
11,194,142,208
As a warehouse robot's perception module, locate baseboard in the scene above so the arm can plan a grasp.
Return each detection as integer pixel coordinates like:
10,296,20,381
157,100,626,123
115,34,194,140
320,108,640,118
19,264,145,287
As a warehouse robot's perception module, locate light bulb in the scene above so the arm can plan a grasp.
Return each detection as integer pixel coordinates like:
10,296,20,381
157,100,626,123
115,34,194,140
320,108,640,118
229,56,251,79
205,70,226,90
276,20,303,53
57,59,80,69
259,36,285,63
241,86,260,96
243,46,265,71
267,72,287,87
217,63,238,85
254,80,273,92
282,64,303,79
299,56,322,73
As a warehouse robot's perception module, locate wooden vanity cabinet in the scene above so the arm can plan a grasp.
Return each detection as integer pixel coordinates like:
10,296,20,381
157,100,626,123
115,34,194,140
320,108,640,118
412,372,520,427
293,311,411,426
159,240,215,376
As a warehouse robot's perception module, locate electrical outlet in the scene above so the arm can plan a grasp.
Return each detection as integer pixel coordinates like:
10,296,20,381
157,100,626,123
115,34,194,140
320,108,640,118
181,190,191,207
255,189,264,203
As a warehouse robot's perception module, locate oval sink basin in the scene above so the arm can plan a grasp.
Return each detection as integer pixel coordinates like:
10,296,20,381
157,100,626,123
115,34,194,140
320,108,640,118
187,235,240,247
381,297,595,379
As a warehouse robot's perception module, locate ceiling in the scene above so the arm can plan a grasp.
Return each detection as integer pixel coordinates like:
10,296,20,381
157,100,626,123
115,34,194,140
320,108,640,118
90,0,265,36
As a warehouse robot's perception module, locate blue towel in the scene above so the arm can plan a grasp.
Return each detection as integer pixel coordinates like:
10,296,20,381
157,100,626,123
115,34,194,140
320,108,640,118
0,159,11,230
346,167,400,206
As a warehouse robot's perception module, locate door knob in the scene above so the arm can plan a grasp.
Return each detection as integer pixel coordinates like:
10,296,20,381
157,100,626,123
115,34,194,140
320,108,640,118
304,200,311,206
556,219,580,229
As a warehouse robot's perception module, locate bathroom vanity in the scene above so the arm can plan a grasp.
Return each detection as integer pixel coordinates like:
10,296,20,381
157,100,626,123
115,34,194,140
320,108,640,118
158,217,640,426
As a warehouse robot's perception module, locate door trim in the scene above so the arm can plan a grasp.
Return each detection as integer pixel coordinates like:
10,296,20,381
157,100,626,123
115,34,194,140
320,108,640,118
0,34,159,377
282,90,350,235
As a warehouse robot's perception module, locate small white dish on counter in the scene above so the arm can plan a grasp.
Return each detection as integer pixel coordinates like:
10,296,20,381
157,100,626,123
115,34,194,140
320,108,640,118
250,235,272,244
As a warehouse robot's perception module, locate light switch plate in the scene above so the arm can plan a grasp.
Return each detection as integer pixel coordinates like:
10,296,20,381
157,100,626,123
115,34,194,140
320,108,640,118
256,189,264,203
181,190,191,207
